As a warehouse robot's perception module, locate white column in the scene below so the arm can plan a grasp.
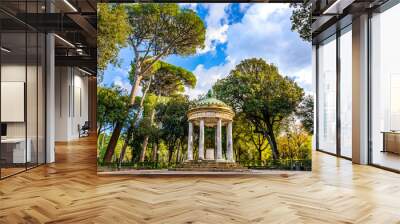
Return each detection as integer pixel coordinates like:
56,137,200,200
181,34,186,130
216,118,223,161
352,14,369,164
46,31,55,163
45,0,56,163
214,127,217,159
227,121,234,161
199,119,204,160
187,122,193,160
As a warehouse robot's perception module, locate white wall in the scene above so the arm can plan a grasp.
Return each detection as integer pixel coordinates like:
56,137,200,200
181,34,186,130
1,64,26,140
1,63,46,164
0,64,40,137
54,66,89,141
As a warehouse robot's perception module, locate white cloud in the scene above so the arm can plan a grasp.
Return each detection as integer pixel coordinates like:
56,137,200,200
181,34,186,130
238,3,251,13
113,76,132,93
188,3,312,99
226,4,292,67
197,4,230,54
114,66,130,78
291,65,312,86
289,65,313,94
179,3,198,11
187,62,235,99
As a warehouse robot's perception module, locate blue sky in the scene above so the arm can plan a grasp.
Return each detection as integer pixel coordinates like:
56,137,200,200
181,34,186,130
102,3,312,99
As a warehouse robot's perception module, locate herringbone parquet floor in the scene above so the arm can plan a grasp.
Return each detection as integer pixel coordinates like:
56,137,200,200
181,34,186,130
1,136,400,224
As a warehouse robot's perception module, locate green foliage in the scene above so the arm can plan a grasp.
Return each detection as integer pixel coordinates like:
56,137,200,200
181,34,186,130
149,61,196,95
125,3,205,86
126,3,205,58
296,95,314,134
97,86,130,134
101,3,206,160
97,4,130,72
213,58,304,159
126,3,205,97
290,1,312,42
156,95,190,162
278,116,312,160
131,61,197,96
97,133,109,160
142,94,158,117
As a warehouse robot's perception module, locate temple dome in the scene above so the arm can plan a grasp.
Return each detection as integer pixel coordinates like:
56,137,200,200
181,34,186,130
188,90,234,127
195,97,228,107
192,90,230,108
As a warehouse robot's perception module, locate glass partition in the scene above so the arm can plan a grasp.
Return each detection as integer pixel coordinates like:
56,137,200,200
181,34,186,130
339,26,352,158
317,35,337,154
0,30,28,177
0,1,46,179
370,3,400,171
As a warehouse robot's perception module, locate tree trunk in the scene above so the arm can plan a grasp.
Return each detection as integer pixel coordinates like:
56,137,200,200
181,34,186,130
258,149,262,161
139,94,158,163
97,124,102,137
103,121,122,162
175,141,181,163
152,142,158,162
118,140,129,168
103,74,143,163
264,120,279,160
168,146,174,164
267,133,279,160
180,142,184,163
100,133,105,149
129,73,143,106
131,146,136,163
237,146,241,161
118,78,152,163
140,136,149,162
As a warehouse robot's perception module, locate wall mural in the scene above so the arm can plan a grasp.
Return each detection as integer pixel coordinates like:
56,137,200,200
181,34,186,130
97,3,313,174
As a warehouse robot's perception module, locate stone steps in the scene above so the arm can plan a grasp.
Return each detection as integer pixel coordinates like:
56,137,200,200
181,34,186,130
170,160,247,172
169,168,249,172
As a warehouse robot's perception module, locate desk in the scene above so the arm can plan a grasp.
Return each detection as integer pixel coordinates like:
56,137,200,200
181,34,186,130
1,138,31,163
382,131,400,154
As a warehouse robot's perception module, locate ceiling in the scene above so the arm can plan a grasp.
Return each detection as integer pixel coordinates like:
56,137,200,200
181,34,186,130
0,0,97,75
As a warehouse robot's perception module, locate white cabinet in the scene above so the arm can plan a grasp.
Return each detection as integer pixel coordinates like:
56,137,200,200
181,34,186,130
1,138,32,163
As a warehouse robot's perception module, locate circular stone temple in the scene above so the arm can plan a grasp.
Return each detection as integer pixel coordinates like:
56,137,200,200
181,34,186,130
186,91,235,162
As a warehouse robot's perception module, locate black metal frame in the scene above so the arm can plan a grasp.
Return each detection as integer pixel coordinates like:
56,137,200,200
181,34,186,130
315,20,353,162
315,0,400,171
0,0,47,180
367,0,400,172
336,26,341,157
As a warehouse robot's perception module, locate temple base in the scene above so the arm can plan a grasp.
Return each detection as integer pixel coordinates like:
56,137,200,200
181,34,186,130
171,160,246,172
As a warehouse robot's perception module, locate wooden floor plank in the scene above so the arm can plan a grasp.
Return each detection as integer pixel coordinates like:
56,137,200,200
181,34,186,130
0,136,399,223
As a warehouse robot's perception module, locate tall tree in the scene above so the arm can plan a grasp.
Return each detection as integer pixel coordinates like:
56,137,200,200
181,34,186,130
97,86,130,162
97,4,130,74
119,61,196,163
139,62,196,162
231,114,248,161
117,81,151,166
290,1,312,42
97,86,129,136
213,58,304,160
248,125,269,161
156,95,190,163
104,4,206,161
